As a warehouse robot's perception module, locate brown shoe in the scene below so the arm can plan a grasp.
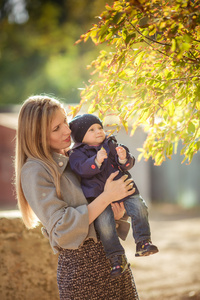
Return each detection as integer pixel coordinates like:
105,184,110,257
135,240,159,257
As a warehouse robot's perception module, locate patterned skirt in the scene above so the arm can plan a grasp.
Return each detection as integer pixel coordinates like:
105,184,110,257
57,239,139,300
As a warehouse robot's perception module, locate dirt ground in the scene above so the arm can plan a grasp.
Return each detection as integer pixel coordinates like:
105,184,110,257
123,204,200,300
0,203,200,300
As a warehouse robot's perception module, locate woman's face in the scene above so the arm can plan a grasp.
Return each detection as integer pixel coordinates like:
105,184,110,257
48,108,71,153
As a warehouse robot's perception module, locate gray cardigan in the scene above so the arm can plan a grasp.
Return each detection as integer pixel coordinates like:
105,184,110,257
21,152,130,254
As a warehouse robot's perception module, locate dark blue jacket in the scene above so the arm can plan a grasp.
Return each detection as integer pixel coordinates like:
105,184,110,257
68,135,139,202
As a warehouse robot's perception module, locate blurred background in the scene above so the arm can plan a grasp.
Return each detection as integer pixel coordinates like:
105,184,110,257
0,0,199,209
0,0,112,108
0,0,112,207
0,1,200,299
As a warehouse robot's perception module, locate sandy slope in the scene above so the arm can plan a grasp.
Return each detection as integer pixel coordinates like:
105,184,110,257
0,204,200,300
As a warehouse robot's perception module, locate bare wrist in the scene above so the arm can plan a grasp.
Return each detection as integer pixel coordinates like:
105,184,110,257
119,158,127,164
95,158,102,169
101,190,114,204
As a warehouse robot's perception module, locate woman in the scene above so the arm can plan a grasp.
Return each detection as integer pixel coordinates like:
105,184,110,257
15,95,139,300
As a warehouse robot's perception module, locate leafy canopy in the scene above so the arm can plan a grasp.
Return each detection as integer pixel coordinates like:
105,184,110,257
73,0,200,165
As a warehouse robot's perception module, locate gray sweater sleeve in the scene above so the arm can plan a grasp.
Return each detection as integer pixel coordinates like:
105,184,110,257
21,161,96,252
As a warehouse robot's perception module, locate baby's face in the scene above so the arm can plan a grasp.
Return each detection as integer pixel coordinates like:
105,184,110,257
82,123,105,146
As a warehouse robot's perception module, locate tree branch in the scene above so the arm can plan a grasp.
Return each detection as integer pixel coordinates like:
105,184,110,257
129,20,171,47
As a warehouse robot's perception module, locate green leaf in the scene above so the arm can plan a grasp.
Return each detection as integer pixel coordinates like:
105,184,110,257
168,102,175,116
125,33,136,45
171,39,177,52
188,122,195,134
196,142,200,151
134,51,144,65
112,12,123,24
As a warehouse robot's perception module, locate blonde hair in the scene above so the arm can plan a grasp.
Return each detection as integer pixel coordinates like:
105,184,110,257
15,95,65,229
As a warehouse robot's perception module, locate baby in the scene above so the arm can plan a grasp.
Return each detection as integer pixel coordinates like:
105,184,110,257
69,114,158,277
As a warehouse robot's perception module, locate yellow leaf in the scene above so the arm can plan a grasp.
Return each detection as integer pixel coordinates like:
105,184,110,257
122,120,129,133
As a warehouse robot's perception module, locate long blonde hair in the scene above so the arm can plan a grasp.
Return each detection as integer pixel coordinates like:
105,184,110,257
15,95,65,229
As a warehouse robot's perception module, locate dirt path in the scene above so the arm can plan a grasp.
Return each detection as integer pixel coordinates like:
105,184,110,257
122,204,200,300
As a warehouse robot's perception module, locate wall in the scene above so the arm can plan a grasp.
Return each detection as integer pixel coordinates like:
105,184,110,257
0,124,17,208
150,145,200,207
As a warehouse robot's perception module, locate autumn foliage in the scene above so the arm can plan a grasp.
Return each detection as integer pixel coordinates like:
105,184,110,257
72,0,200,165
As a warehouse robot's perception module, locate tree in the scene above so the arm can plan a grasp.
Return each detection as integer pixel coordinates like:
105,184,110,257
0,0,111,106
73,0,200,165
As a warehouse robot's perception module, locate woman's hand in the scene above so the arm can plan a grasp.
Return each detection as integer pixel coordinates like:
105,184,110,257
104,171,135,203
88,171,134,224
112,202,125,220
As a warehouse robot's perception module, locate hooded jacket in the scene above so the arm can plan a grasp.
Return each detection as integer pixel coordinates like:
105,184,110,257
69,135,139,201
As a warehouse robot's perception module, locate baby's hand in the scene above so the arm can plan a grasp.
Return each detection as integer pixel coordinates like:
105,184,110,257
111,202,125,220
96,147,107,164
116,146,127,161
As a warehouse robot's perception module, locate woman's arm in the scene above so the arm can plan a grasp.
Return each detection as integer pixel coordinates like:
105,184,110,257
87,171,134,224
21,160,91,249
